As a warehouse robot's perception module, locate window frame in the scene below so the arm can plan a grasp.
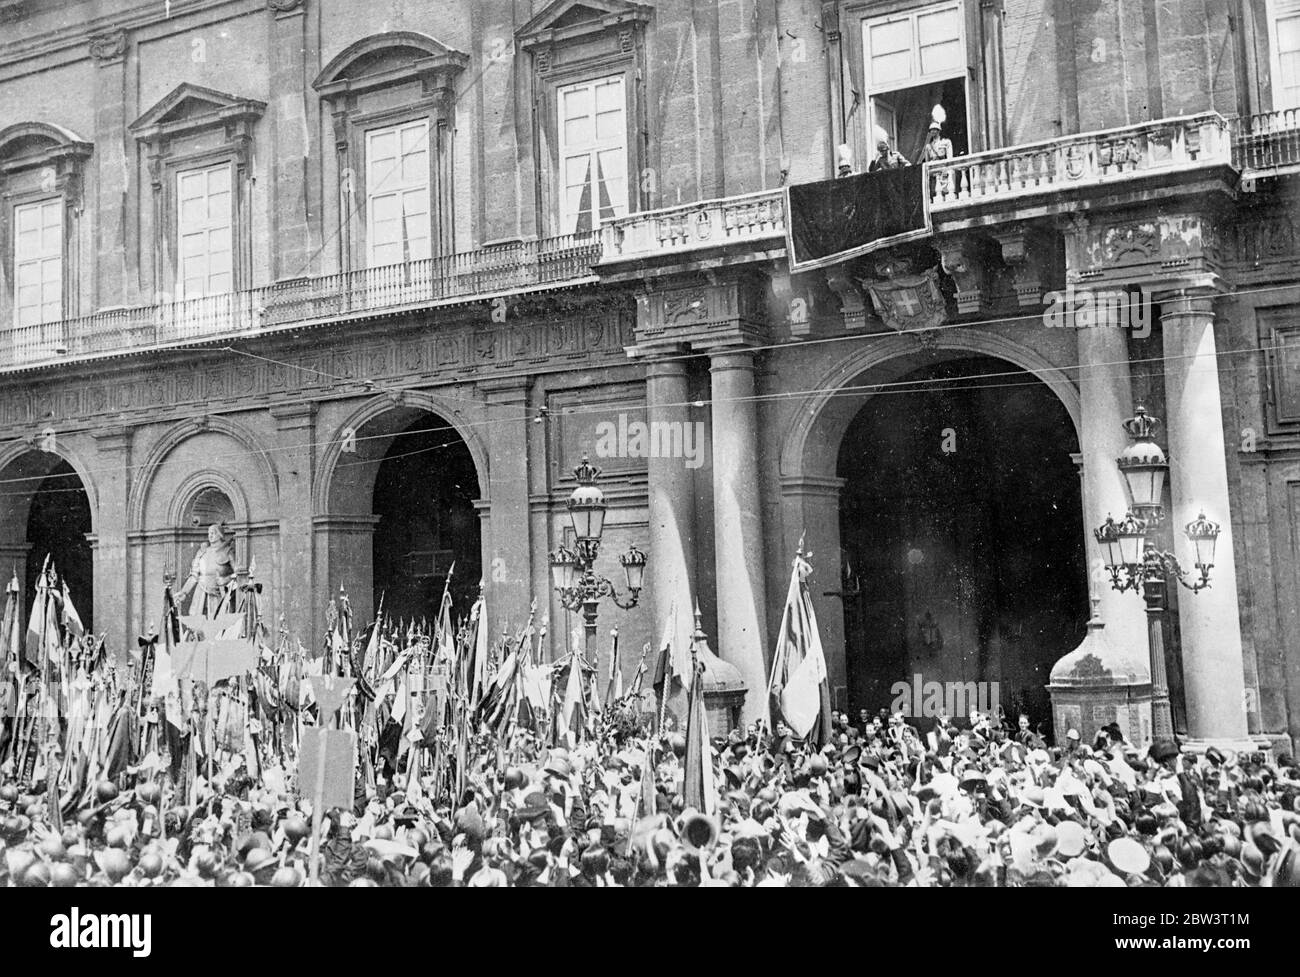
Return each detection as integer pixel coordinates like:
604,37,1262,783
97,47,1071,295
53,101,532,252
175,161,236,301
130,85,264,305
1267,0,1300,110
520,4,650,239
0,124,91,338
362,115,435,269
833,0,986,173
555,74,631,235
862,1,971,157
12,196,64,329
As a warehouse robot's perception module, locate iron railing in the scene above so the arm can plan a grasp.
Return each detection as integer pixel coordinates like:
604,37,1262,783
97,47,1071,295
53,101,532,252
3,233,601,369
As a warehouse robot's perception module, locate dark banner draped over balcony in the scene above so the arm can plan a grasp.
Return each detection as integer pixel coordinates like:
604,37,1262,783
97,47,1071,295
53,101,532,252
785,166,930,272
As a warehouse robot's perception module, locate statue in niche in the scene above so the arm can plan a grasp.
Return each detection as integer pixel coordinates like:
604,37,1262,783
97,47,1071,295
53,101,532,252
178,522,237,618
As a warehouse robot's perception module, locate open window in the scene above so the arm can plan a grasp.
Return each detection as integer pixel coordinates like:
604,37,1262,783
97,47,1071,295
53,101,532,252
863,1,969,164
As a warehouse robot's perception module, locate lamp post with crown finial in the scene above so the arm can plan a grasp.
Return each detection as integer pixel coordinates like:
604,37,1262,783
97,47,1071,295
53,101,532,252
1093,405,1222,741
549,456,647,660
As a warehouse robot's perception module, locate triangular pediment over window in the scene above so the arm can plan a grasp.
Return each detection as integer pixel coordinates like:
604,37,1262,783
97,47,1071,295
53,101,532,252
518,0,653,49
129,83,265,142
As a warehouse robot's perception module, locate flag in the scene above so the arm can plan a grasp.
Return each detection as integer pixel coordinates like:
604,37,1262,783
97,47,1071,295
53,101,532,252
767,546,832,745
559,645,586,744
604,628,623,706
61,579,84,639
682,654,717,815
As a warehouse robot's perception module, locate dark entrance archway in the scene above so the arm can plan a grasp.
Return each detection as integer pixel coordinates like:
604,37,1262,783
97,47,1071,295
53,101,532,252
370,414,481,625
0,454,93,633
837,355,1087,731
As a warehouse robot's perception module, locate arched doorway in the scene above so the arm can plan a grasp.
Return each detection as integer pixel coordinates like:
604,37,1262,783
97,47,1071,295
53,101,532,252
0,453,93,632
837,355,1087,730
370,414,481,623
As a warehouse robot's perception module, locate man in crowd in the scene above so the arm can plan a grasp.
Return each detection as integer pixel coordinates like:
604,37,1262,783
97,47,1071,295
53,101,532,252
2,702,1296,888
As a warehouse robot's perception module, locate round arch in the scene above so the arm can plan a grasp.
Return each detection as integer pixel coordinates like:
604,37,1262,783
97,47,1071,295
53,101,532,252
0,438,99,540
128,416,279,532
314,393,490,515
780,328,1081,482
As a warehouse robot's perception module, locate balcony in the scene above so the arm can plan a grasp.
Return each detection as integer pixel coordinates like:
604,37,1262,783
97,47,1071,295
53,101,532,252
3,233,601,370
1235,107,1300,186
598,188,786,269
926,113,1235,218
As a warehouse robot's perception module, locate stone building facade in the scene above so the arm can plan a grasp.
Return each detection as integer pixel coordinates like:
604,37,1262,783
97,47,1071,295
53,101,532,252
0,0,1297,751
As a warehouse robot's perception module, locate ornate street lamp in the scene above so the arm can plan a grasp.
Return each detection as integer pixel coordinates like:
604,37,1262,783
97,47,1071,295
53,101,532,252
549,456,646,657
1116,406,1167,525
1094,406,1222,742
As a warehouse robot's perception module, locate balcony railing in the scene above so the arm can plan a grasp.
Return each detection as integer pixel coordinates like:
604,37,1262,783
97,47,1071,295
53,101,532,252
599,188,786,264
3,233,601,369
927,113,1234,211
1235,107,1300,180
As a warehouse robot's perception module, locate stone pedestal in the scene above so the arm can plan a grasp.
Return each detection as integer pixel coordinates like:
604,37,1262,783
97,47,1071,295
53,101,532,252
1048,614,1152,746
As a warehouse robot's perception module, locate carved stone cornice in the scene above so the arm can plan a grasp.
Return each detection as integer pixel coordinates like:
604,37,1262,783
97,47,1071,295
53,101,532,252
630,274,769,354
1064,211,1224,294
267,0,306,12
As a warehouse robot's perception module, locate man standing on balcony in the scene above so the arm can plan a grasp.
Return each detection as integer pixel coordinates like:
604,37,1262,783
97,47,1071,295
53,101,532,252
919,106,954,197
869,126,910,172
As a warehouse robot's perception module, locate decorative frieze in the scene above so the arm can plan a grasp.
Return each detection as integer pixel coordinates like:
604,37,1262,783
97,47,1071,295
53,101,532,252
0,310,634,432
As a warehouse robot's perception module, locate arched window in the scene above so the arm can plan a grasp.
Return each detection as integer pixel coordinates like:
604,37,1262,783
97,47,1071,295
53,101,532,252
0,123,92,349
313,33,468,271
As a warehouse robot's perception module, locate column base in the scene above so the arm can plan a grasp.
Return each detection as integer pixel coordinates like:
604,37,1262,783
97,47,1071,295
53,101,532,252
1048,622,1152,748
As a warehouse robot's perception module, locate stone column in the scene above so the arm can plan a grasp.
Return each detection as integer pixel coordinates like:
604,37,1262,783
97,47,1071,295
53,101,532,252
709,348,769,724
645,353,699,669
268,2,312,279
481,378,531,629
1049,315,1152,745
270,402,316,645
1159,290,1252,747
91,427,132,660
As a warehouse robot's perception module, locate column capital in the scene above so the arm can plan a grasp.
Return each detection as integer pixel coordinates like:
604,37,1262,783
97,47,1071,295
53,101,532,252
1152,286,1222,315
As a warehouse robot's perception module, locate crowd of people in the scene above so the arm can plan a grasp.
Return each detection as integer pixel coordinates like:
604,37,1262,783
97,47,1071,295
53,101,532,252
3,699,1298,887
